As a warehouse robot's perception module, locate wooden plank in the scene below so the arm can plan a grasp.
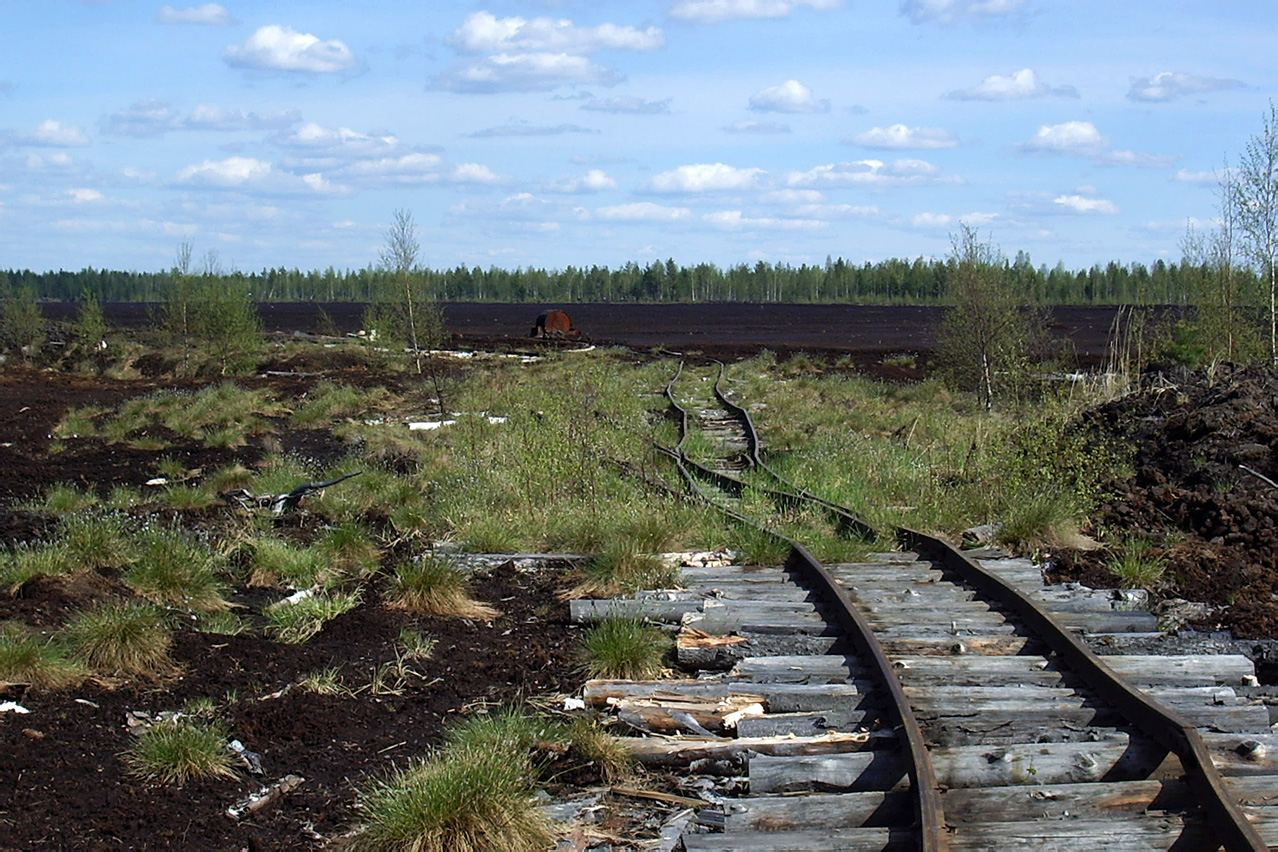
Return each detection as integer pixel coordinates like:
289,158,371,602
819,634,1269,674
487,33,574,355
888,654,1257,688
751,736,1175,792
625,731,883,767
878,635,1038,656
682,827,909,852
730,655,866,682
723,790,911,830
943,774,1278,825
945,816,1218,851
736,710,876,738
677,631,847,669
583,679,881,712
684,612,841,637
570,598,703,624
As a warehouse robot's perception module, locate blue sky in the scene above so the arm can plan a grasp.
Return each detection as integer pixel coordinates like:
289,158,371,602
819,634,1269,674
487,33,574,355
2,1,1274,275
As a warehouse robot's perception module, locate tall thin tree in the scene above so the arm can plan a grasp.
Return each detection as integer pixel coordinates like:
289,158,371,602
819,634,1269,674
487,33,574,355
1234,101,1278,364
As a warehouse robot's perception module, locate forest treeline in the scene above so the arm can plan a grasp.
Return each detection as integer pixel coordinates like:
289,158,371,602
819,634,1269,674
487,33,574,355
0,254,1251,306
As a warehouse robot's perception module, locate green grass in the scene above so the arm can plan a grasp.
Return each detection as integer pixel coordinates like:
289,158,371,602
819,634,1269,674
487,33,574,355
123,717,239,785
571,539,679,599
0,622,88,690
62,601,174,677
387,556,497,620
124,527,228,612
264,589,362,644
576,617,669,680
351,747,554,852
245,537,327,589
1107,537,1168,589
297,665,349,695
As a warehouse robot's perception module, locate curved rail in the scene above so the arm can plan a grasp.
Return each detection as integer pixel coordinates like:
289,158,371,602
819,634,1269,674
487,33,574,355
664,360,1267,852
665,362,946,852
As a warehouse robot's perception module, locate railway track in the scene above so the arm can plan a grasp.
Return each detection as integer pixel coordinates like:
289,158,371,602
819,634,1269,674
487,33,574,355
571,362,1278,851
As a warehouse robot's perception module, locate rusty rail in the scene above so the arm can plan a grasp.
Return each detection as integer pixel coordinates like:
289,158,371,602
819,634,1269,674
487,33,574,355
900,529,1266,852
665,363,946,852
664,360,1266,852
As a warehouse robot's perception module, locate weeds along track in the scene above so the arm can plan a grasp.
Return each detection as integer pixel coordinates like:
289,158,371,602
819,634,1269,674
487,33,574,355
571,362,1278,851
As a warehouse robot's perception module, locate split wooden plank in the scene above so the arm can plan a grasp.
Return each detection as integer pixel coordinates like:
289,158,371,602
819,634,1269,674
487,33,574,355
676,629,847,669
624,730,883,767
583,678,881,712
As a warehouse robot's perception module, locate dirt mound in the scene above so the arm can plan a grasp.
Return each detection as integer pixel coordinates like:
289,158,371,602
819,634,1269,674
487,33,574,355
1061,364,1278,638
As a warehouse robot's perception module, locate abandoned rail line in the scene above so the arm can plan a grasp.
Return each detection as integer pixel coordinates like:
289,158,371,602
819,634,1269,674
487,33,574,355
570,362,1278,851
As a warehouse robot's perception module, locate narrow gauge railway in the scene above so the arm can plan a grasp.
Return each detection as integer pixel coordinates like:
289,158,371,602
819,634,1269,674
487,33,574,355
571,362,1278,851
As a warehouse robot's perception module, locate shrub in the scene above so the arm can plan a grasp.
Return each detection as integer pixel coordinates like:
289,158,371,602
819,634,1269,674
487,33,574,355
387,556,498,620
0,622,87,690
123,717,239,784
63,601,173,677
576,617,668,680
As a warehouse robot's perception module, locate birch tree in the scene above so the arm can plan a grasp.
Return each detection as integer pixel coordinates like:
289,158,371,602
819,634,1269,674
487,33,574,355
1235,101,1278,364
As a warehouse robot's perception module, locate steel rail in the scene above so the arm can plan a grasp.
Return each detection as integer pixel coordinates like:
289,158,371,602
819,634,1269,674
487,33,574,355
665,363,947,852
899,529,1267,852
670,360,1265,851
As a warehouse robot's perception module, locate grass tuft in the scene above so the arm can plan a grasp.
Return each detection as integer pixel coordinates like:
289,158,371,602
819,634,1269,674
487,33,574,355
264,589,362,644
351,748,553,852
123,717,239,785
62,601,174,677
1107,537,1168,589
387,556,498,620
576,617,669,680
0,622,88,690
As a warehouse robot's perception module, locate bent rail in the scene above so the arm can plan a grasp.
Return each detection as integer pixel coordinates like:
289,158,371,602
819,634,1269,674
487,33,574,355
665,360,1266,852
666,362,946,852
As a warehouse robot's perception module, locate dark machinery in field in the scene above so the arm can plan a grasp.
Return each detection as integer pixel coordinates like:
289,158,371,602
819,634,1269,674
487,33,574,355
530,309,580,340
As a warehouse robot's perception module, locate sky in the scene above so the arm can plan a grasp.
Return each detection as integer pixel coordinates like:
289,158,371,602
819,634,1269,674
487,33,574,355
2,1,1275,276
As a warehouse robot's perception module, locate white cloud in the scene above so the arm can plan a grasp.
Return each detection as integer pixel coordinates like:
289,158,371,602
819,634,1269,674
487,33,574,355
704,210,826,230
67,188,105,203
901,0,1028,24
647,162,766,192
21,119,90,147
912,212,953,228
596,202,693,221
1097,149,1178,168
433,53,623,93
176,156,273,186
850,124,958,149
186,104,300,131
670,0,842,24
1128,71,1244,102
157,4,231,25
451,163,502,184
339,153,444,184
223,25,358,73
450,12,663,54
470,121,598,137
280,123,402,160
1018,120,1109,155
786,159,954,187
944,67,1077,100
725,120,791,134
749,80,828,113
1173,168,1223,186
1053,194,1118,214
549,169,617,193
100,100,180,136
582,96,671,114
1019,120,1175,168
174,155,344,194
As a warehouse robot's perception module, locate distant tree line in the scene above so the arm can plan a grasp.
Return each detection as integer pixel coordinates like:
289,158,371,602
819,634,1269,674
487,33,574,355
0,254,1257,307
